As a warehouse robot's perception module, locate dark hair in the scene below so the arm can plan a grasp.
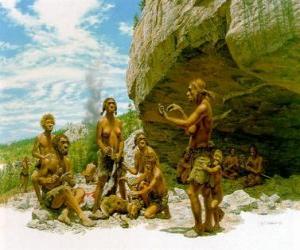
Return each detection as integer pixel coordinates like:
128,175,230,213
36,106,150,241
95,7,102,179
101,97,117,115
134,132,147,147
52,134,70,152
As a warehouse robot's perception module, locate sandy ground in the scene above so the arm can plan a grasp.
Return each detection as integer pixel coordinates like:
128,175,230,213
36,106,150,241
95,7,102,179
0,207,299,250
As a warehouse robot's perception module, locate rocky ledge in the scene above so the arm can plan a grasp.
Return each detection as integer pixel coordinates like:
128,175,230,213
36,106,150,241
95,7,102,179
126,0,300,175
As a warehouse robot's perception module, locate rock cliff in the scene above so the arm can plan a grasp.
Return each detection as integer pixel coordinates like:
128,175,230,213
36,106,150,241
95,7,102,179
127,0,300,175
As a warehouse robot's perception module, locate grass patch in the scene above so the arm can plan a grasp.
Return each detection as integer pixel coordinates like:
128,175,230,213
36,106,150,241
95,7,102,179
0,111,142,199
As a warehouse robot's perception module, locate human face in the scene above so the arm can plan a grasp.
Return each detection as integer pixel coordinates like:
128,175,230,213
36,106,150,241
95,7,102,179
106,99,116,114
250,147,256,157
58,137,69,155
230,148,235,155
44,119,54,132
137,135,147,150
186,83,198,103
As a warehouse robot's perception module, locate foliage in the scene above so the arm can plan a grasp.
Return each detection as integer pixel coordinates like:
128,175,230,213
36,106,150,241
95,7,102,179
139,0,146,11
133,14,139,29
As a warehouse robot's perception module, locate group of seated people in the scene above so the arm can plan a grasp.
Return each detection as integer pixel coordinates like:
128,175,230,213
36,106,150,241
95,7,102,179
177,145,265,188
30,109,171,227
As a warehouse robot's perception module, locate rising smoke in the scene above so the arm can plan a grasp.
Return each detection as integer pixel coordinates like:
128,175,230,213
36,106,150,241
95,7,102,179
84,63,103,124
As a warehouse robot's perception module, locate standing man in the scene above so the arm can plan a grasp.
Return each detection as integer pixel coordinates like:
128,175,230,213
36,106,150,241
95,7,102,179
92,97,126,218
31,113,56,205
159,78,214,236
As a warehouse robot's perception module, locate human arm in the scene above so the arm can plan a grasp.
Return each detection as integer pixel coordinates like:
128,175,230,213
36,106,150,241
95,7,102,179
131,170,159,196
62,157,76,187
160,103,208,128
115,121,124,162
201,165,221,173
166,104,188,119
32,137,46,160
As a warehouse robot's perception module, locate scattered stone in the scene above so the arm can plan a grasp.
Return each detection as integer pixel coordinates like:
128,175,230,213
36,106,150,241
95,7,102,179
222,190,257,213
32,209,51,222
269,194,280,203
16,196,30,210
173,188,188,200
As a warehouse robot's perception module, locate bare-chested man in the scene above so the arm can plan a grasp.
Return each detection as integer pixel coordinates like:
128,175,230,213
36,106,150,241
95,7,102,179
130,151,170,219
20,157,30,192
37,134,95,226
32,113,56,205
126,132,159,175
244,145,264,187
223,147,240,179
159,78,214,236
92,97,126,218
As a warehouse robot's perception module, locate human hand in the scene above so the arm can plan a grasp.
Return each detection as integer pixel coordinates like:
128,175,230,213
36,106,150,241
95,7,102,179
103,147,112,156
158,103,167,118
166,103,183,113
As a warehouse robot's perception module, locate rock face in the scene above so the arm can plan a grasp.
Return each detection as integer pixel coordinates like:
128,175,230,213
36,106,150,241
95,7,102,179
127,0,300,175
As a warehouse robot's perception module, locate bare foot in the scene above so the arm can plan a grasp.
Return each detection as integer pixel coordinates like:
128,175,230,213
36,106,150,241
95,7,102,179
89,209,109,220
184,226,203,238
80,216,96,227
58,210,71,225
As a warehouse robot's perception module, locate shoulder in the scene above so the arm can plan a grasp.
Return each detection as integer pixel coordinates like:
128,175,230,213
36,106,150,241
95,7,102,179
37,133,44,140
98,117,106,125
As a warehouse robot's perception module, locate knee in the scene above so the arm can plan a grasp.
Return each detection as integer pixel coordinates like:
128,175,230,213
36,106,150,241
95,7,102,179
31,171,39,183
144,210,155,219
187,186,196,198
75,188,85,197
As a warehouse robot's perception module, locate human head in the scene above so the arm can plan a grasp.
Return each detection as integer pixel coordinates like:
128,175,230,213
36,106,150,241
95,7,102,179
186,78,208,104
144,151,158,172
213,149,223,163
229,147,235,156
53,134,70,156
40,113,55,132
101,97,117,115
249,144,258,157
134,132,147,150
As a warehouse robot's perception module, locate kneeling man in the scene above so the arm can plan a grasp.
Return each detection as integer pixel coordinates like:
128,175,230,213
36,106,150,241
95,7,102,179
130,152,170,219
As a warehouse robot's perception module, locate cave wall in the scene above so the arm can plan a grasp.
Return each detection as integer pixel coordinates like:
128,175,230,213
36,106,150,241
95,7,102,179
126,0,300,175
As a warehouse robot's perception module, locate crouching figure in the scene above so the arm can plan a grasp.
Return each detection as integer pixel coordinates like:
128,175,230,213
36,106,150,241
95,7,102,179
36,134,95,227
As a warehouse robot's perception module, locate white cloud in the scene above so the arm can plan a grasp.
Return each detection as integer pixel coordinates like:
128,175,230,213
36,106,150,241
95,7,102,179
0,41,18,50
0,0,131,143
118,22,133,36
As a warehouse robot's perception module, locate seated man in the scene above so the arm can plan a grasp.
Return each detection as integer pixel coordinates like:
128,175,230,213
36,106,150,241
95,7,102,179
37,134,95,227
176,149,191,184
244,145,264,187
130,151,170,219
222,147,240,180
81,162,97,184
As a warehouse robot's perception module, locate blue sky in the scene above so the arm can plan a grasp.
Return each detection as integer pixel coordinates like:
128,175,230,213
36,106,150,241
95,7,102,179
0,0,141,144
